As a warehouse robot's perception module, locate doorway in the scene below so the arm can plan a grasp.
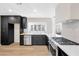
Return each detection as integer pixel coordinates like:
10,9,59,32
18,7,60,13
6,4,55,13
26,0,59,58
8,23,20,45
8,23,14,44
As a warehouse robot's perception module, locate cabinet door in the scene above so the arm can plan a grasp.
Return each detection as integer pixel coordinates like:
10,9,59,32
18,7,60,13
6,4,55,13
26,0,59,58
58,47,68,56
22,17,27,28
1,16,21,45
1,16,9,45
32,35,46,45
8,24,14,44
20,35,24,45
0,16,1,44
8,16,20,23
43,35,48,45
20,17,24,45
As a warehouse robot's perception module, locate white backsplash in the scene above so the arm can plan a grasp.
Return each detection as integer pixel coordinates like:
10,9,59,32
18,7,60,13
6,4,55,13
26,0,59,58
62,21,79,43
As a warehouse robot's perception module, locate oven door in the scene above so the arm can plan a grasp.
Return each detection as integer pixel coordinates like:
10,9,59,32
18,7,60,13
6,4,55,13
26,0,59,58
49,44,56,56
49,40,58,56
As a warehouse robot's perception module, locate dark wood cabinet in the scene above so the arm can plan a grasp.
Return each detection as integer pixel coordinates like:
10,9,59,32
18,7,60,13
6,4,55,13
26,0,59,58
20,35,24,45
32,35,48,45
58,47,68,56
1,15,21,45
8,24,14,44
8,16,20,23
20,17,24,45
1,16,9,45
20,17,27,45
20,35,48,45
21,17,27,29
22,17,27,28
1,15,27,45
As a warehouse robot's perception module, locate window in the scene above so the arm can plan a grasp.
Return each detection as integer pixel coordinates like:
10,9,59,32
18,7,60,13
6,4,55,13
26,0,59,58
28,22,47,33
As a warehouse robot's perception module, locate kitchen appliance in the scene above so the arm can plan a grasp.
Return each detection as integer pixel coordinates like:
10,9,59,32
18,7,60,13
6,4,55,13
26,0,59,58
52,37,79,45
24,35,32,45
49,40,58,56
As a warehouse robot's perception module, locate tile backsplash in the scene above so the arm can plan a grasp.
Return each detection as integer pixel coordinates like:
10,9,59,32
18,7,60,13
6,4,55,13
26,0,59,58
62,20,79,43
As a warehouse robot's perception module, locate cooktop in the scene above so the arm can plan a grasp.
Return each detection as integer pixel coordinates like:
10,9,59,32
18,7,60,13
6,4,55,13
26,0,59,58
52,37,79,45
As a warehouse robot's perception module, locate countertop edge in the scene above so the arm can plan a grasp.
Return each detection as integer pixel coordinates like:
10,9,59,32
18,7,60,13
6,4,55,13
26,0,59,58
49,38,79,56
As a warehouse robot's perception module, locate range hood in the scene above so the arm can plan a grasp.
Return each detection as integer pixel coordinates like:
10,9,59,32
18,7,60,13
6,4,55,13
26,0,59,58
64,19,79,23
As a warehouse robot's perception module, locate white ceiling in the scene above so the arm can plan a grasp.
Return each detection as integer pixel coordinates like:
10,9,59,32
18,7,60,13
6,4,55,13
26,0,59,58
0,3,58,17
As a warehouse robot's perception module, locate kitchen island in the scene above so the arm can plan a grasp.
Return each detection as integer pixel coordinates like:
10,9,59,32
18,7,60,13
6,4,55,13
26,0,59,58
20,33,48,45
49,37,79,56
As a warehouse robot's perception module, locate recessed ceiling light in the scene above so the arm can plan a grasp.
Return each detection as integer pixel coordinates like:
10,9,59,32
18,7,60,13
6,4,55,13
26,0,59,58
20,10,24,12
8,9,12,12
33,9,37,13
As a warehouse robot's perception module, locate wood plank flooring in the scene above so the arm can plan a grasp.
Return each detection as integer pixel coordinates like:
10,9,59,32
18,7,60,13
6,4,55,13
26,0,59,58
0,43,49,56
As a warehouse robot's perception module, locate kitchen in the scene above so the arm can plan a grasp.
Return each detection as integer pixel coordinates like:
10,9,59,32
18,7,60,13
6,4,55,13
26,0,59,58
0,3,79,56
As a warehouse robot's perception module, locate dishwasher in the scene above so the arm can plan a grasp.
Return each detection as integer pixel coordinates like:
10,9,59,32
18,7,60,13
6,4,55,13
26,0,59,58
24,35,32,45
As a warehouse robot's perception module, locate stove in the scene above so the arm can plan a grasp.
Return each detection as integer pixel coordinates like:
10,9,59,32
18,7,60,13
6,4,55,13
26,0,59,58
52,37,79,45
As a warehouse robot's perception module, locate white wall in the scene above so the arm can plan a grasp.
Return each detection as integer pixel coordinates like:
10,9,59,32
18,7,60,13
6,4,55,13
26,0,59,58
0,3,57,18
71,3,79,19
62,21,79,43
24,18,53,36
55,3,79,43
55,3,71,23
55,3,79,22
14,24,20,43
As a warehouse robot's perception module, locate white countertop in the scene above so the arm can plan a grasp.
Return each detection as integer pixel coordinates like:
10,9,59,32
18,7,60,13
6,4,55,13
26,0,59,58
20,33,47,35
49,37,79,56
20,33,79,56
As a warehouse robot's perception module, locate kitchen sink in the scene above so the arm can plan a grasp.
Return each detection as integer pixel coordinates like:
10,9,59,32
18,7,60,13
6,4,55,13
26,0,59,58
52,37,79,45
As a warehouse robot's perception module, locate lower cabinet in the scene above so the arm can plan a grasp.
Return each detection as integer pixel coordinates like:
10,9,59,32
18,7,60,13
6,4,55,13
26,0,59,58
20,35,24,45
58,47,68,56
49,40,68,56
32,35,48,45
20,35,48,45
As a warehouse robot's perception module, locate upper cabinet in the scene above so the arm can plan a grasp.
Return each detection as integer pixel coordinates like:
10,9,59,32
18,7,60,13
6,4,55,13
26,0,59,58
1,15,21,45
55,3,79,23
71,3,79,19
55,3,71,23
1,15,21,24
23,17,27,28
21,17,27,29
8,16,21,23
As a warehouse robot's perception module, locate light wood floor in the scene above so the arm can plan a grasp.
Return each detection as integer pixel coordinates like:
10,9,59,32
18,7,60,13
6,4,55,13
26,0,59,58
0,43,49,56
